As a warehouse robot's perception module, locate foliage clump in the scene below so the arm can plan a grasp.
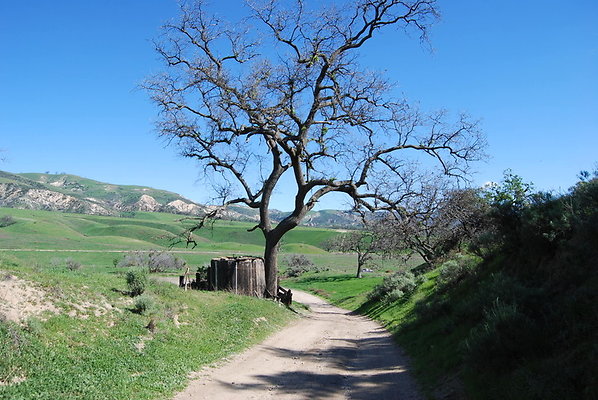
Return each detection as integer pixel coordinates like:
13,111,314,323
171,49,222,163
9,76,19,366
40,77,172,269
0,215,16,228
368,270,422,303
118,250,186,273
132,294,158,315
436,253,481,288
282,254,315,278
125,268,148,297
65,258,82,271
463,299,534,373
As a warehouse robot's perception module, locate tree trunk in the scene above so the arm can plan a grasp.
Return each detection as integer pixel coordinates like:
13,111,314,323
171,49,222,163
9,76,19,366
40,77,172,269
356,252,364,278
263,236,280,298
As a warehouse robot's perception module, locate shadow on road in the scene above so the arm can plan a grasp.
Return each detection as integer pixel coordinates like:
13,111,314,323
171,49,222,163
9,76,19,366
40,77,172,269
214,334,417,400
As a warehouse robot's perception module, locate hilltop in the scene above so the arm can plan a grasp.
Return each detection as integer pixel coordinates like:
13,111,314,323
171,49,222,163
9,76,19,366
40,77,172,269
0,171,360,228
0,170,205,216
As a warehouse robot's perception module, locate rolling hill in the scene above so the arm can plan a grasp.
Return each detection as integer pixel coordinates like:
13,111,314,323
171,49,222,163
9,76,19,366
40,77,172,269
0,171,361,228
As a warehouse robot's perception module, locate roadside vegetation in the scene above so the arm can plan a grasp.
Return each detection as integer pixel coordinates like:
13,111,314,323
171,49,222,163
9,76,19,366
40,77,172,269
285,169,598,400
0,254,295,399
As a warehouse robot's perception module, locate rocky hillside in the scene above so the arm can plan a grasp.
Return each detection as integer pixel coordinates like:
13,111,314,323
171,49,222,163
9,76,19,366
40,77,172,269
0,171,361,228
0,171,206,217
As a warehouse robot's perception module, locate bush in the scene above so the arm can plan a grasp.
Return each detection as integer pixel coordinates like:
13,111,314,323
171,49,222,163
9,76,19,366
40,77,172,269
65,258,82,271
126,268,148,297
463,299,535,373
437,253,481,288
118,250,186,273
368,270,420,303
132,294,158,315
412,296,452,325
282,254,315,278
196,265,208,281
284,254,314,268
0,215,16,228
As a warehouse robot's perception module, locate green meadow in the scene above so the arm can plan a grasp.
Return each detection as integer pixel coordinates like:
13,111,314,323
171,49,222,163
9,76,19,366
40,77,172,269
0,207,354,270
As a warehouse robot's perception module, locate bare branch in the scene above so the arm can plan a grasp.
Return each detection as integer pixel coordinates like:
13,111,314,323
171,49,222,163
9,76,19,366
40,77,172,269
145,0,484,294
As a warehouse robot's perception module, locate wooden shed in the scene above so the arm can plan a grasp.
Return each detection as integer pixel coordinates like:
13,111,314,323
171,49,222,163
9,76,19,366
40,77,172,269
208,256,266,298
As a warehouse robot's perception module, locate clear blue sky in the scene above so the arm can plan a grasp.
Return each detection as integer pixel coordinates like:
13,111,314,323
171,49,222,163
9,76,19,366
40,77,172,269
1,0,596,210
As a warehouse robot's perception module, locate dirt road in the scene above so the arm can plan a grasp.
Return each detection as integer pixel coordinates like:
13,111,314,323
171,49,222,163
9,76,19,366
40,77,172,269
173,290,423,400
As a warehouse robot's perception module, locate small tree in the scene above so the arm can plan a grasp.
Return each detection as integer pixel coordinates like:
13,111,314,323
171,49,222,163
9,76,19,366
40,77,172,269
0,215,16,228
146,0,485,296
126,268,148,297
325,230,378,278
375,184,489,267
482,170,535,251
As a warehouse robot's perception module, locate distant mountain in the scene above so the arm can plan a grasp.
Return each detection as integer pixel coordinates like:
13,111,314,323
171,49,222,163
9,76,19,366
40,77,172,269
228,205,362,229
0,171,207,217
0,171,361,228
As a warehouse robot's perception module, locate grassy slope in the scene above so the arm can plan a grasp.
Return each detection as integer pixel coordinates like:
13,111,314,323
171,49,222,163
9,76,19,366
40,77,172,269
285,253,598,400
283,253,425,308
285,274,383,310
0,255,295,400
0,207,341,262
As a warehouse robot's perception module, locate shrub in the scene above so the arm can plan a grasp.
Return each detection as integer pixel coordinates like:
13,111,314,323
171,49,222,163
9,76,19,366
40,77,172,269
196,265,208,280
132,294,158,315
126,268,148,297
284,266,308,278
412,296,452,325
50,258,62,267
282,254,315,278
463,299,535,372
368,270,420,303
437,253,481,288
118,250,186,273
284,254,314,268
0,215,16,228
65,258,82,271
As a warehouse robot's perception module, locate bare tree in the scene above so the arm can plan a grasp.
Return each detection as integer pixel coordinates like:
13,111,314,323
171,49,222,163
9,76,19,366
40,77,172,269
145,0,485,296
324,229,378,278
374,185,489,266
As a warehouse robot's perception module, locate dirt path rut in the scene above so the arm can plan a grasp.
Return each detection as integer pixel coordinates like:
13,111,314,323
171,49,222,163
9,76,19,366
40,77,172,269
173,290,423,400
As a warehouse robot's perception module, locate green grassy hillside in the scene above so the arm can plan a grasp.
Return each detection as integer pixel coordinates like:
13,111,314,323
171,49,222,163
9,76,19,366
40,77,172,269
0,207,346,271
0,255,295,399
0,207,339,248
285,176,598,400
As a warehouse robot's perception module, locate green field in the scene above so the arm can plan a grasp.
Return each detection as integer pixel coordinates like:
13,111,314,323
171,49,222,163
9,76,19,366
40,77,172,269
0,207,350,269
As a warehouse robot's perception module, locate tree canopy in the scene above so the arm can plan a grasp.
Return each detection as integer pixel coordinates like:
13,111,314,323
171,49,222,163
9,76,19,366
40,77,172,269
146,0,485,295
